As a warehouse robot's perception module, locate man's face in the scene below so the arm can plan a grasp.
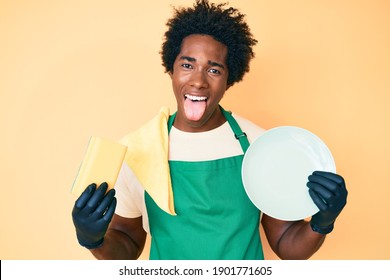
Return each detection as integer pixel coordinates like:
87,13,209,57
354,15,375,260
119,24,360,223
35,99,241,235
170,34,229,132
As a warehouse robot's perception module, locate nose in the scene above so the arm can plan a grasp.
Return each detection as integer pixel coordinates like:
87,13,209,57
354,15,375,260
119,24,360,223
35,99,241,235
190,70,209,89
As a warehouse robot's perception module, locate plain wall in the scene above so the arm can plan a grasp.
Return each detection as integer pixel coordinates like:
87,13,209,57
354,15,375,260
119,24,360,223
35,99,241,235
1,0,389,259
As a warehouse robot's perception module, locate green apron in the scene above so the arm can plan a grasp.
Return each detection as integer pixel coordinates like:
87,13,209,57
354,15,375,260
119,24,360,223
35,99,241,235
145,107,264,260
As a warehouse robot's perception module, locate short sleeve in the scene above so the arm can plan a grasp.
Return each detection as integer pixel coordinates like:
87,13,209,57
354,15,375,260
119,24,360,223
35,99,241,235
115,162,144,218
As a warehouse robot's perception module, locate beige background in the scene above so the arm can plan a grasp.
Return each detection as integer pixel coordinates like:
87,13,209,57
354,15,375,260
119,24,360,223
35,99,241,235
1,0,389,260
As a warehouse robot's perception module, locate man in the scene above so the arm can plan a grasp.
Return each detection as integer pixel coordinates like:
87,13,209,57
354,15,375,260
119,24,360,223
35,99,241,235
72,0,347,260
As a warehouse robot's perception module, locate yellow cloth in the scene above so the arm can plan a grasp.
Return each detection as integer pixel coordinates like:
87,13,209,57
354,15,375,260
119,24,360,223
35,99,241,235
119,107,176,215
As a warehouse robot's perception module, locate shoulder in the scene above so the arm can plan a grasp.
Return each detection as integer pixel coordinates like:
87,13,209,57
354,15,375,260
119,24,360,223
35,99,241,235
232,113,266,144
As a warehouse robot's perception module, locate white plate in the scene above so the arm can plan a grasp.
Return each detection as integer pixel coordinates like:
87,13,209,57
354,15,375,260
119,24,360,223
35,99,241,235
242,126,336,221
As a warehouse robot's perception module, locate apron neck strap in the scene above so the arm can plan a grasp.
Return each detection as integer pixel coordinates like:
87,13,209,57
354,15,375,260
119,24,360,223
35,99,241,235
167,106,250,153
220,106,250,153
167,112,176,134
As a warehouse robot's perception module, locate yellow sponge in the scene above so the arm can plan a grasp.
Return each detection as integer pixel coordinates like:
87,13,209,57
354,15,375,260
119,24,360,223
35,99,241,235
71,137,128,196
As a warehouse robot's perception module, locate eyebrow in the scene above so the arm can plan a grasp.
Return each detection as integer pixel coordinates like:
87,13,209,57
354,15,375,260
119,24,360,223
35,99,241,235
179,56,225,69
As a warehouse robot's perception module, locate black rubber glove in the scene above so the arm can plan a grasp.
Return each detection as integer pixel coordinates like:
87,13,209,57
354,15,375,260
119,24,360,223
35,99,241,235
72,182,117,249
307,171,348,234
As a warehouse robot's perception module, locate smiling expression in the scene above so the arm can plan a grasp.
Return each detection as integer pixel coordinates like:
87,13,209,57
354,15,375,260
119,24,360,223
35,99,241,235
169,34,229,132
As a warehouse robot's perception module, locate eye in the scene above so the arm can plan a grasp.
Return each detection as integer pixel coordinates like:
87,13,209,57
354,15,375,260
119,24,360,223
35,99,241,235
208,68,221,75
181,63,193,69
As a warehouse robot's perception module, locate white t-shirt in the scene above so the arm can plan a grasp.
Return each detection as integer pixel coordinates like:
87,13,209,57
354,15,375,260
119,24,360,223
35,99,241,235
114,113,265,233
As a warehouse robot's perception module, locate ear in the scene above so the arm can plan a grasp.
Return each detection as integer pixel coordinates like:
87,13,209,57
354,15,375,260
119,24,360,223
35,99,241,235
168,71,173,79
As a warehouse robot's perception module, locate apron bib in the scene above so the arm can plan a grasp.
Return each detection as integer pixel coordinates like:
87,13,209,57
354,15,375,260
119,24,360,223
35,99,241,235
145,107,264,260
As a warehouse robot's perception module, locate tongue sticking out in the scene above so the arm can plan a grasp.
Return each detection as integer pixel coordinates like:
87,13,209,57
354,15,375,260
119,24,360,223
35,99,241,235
184,98,207,121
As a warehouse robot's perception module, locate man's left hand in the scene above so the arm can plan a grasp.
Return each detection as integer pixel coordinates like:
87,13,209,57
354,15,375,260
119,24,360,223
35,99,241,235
307,171,348,234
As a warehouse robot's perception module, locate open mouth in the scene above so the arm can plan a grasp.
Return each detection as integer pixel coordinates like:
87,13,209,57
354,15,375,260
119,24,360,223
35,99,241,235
185,94,207,102
183,94,208,121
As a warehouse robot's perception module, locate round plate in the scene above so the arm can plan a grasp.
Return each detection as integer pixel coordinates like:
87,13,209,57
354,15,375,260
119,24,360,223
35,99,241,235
242,126,336,221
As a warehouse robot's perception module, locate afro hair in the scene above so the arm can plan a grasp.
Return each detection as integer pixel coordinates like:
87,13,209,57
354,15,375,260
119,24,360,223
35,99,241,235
161,0,258,87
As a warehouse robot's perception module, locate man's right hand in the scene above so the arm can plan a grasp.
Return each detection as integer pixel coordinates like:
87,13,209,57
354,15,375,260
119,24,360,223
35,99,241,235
72,182,117,249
